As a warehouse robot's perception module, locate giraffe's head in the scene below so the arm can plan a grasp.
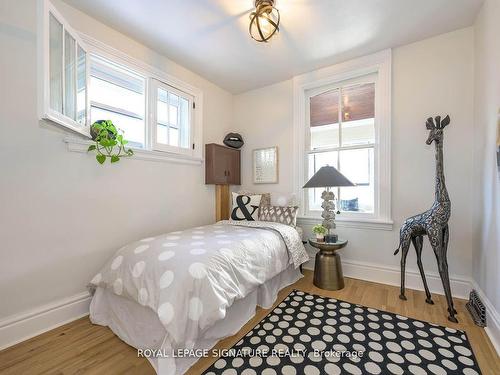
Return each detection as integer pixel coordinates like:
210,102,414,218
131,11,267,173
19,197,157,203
426,115,450,145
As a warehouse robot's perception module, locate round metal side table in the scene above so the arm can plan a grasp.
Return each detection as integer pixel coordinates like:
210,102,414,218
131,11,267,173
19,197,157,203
308,238,348,291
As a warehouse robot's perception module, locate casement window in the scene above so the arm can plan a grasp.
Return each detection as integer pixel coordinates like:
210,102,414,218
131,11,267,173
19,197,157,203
150,79,194,155
293,51,392,229
39,2,89,134
38,0,202,162
89,56,146,149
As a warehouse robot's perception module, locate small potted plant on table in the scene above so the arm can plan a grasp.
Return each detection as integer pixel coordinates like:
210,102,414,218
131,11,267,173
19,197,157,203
312,224,327,242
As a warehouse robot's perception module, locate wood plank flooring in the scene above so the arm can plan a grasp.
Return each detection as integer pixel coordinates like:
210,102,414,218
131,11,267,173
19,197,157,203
1,271,498,374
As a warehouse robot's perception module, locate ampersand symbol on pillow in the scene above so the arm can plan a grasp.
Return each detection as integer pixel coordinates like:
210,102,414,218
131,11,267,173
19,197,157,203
231,195,258,221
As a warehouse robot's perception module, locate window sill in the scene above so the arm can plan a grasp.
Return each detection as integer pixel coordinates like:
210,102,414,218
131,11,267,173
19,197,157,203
297,215,394,231
64,136,203,165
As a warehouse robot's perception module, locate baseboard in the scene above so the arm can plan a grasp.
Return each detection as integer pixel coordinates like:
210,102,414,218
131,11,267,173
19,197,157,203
0,291,91,351
1,268,497,358
470,280,500,356
302,258,471,299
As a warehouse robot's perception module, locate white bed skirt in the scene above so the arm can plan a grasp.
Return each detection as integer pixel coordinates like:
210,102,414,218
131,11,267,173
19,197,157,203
90,266,302,374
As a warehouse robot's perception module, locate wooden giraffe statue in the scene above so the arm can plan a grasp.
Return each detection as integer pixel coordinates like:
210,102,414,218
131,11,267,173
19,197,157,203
394,115,458,323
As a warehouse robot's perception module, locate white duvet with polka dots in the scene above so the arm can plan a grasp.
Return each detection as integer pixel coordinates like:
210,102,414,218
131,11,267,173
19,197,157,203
88,221,308,349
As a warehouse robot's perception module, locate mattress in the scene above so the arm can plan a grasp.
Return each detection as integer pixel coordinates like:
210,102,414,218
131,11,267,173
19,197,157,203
88,221,308,354
90,265,302,374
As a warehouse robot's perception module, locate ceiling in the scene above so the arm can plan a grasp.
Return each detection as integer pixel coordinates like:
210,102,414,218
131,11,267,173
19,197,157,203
63,0,483,94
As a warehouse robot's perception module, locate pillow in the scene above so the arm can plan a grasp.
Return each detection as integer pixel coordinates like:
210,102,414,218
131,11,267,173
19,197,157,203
237,190,271,208
258,205,299,227
339,198,359,212
231,193,262,221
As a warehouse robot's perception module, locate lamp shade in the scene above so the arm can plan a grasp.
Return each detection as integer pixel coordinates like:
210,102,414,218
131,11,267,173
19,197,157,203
303,166,355,188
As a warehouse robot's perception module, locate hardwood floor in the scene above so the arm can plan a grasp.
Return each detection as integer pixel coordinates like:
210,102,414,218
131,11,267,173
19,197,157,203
1,271,498,374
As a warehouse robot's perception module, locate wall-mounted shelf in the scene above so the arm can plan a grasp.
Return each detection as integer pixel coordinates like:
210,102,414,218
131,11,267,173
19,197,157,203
205,143,241,220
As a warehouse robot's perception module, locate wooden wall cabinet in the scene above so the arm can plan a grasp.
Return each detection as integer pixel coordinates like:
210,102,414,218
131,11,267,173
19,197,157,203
205,144,241,185
205,143,241,221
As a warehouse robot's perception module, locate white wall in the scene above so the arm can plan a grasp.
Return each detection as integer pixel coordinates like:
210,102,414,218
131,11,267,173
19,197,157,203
233,28,475,292
0,0,232,319
234,80,295,194
0,0,494,351
472,0,500,348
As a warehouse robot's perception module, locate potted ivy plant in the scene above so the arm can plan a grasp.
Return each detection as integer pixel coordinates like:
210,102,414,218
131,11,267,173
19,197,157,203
312,224,327,242
87,120,134,164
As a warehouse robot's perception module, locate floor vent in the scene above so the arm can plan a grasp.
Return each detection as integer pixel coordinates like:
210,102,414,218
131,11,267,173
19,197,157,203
466,289,487,327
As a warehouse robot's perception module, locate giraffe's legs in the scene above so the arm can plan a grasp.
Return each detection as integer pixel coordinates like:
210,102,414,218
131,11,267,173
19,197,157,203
399,239,411,301
441,225,457,316
439,259,457,322
431,226,458,323
412,236,433,304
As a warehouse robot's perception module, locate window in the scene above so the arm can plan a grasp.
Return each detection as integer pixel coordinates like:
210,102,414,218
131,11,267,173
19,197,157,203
39,0,203,162
308,79,376,214
90,56,146,149
150,79,193,154
293,51,392,227
42,4,88,134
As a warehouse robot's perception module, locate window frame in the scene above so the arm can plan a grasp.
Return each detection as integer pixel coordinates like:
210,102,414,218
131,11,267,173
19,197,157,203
81,36,202,160
38,0,203,162
293,50,392,229
37,0,90,137
305,74,377,218
89,53,147,149
149,79,195,156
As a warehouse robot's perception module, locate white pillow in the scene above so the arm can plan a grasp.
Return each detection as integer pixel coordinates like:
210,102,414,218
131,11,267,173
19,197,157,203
231,193,262,221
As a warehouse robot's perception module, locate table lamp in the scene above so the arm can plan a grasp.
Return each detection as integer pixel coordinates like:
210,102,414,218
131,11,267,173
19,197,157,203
303,165,355,243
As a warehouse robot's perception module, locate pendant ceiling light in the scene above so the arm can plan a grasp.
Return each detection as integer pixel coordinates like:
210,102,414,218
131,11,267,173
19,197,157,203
249,0,280,43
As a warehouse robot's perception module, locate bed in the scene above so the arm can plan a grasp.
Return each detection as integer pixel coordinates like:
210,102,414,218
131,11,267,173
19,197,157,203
88,220,309,374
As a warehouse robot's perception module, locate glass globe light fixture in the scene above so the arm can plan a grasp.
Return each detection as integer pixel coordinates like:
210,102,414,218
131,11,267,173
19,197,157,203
249,0,280,43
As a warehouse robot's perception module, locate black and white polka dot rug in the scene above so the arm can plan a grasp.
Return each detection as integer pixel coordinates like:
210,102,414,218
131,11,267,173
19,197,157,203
204,290,481,375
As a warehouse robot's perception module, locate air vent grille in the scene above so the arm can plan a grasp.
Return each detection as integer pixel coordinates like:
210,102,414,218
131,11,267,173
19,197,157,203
466,289,486,327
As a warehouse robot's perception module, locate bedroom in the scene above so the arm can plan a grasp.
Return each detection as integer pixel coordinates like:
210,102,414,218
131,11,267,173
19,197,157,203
0,0,499,374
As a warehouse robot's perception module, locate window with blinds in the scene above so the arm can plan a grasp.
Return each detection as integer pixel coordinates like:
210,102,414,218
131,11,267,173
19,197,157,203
307,78,376,213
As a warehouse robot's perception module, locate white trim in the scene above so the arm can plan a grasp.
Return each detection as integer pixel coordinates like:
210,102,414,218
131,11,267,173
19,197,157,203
470,280,500,356
302,257,471,299
38,0,90,137
1,276,497,357
64,136,203,165
80,33,204,160
79,33,201,98
149,78,195,157
0,291,91,351
38,0,204,160
43,110,91,138
293,49,392,226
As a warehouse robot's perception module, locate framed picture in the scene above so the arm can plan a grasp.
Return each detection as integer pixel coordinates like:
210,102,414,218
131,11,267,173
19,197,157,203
253,146,278,184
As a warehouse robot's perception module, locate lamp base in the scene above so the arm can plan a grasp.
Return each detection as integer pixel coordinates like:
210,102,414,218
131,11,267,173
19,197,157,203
321,188,336,233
